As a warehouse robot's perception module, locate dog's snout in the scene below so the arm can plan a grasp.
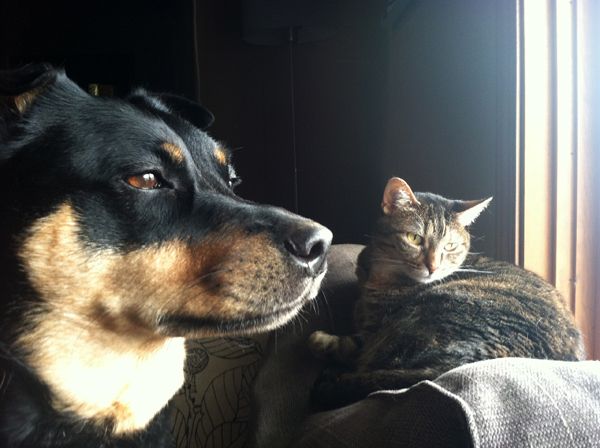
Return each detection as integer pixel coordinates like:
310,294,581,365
285,225,332,275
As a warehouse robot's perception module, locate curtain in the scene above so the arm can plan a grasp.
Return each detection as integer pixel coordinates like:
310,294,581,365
517,0,600,359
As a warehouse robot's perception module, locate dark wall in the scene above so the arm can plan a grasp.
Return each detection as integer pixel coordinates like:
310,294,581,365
0,0,513,253
382,0,514,257
0,0,197,98
193,1,389,243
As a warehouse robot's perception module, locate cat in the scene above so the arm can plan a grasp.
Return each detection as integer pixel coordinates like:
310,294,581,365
309,177,585,409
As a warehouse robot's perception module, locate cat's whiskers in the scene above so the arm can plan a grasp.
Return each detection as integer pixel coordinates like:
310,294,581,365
455,268,493,274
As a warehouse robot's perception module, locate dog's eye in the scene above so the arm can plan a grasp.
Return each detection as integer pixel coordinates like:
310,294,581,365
126,173,163,190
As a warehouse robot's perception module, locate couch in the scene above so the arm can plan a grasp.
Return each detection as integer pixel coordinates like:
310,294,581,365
172,244,600,448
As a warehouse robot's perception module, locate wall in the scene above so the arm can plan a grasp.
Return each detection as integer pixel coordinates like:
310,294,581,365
0,0,197,98
193,1,389,244
195,0,514,253
0,0,514,254
382,0,515,257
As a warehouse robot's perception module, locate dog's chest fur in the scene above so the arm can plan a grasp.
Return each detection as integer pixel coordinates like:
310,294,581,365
28,333,186,434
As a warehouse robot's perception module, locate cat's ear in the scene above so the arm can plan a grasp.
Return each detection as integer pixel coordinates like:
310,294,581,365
381,177,421,214
454,197,493,226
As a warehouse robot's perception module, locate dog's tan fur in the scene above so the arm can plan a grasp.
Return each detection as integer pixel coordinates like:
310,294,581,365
160,142,184,165
9,86,46,114
213,147,228,166
16,202,324,433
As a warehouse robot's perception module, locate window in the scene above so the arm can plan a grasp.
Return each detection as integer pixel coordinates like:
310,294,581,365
517,0,600,359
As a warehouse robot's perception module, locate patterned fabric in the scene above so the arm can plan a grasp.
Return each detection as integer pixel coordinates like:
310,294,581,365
171,337,267,448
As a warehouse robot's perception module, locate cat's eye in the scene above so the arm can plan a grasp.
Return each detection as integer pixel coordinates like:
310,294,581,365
444,242,458,251
405,232,423,245
125,172,164,190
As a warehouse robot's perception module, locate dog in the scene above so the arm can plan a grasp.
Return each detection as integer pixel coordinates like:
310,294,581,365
0,64,332,447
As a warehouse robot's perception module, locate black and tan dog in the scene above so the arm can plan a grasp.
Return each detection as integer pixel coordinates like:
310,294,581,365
0,64,331,447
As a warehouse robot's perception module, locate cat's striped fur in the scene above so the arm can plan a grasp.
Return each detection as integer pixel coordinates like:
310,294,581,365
309,178,584,409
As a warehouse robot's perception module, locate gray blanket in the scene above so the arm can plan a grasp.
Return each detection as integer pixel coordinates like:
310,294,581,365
291,358,600,448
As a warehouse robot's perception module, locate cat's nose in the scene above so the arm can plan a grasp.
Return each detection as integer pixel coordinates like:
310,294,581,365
427,263,438,274
426,252,438,274
285,225,332,275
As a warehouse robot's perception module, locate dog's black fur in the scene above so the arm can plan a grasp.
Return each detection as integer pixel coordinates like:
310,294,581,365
0,64,331,447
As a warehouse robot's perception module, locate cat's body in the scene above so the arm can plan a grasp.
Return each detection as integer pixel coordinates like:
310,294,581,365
309,178,584,409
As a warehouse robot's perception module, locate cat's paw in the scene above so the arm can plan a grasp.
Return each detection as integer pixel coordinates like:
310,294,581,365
308,330,340,360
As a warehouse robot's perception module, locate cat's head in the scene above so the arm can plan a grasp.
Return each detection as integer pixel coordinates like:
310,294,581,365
373,177,492,284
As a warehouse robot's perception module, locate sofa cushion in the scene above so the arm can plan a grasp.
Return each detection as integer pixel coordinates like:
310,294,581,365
291,358,600,448
248,244,364,447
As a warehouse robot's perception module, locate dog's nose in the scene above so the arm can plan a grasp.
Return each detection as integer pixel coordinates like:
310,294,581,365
284,225,332,275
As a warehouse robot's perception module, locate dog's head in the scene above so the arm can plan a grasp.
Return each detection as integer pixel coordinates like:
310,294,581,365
0,64,332,339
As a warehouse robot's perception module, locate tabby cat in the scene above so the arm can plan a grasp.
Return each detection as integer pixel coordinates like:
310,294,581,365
309,177,585,409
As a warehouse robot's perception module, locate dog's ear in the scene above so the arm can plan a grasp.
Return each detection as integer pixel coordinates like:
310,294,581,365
1,64,58,142
158,94,215,130
128,90,215,130
0,63,58,117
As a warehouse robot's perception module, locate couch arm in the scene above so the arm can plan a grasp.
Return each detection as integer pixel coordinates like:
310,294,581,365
248,244,365,448
290,358,600,448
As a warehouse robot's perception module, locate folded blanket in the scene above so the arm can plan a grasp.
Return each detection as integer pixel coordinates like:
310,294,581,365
291,358,600,448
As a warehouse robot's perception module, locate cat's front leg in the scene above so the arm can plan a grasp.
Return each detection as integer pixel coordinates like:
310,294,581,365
308,331,362,365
